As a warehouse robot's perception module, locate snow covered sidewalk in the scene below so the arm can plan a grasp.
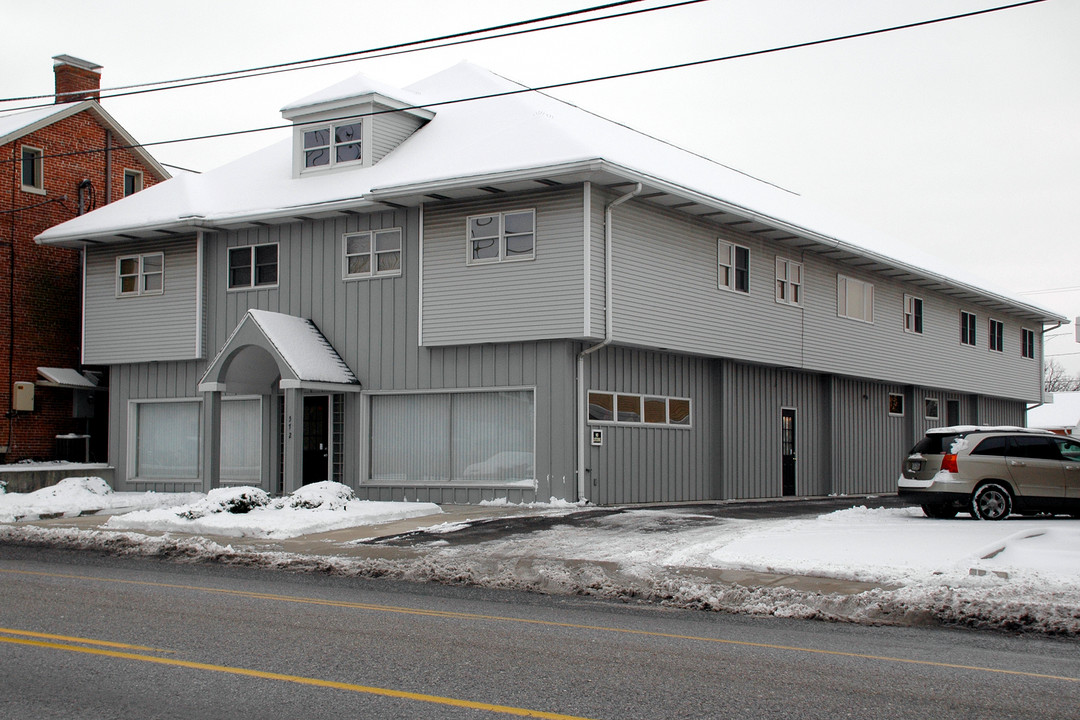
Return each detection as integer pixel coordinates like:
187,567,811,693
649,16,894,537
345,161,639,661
2,478,1079,635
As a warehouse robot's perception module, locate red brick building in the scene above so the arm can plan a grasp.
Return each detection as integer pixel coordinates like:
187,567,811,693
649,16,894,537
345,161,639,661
0,55,168,461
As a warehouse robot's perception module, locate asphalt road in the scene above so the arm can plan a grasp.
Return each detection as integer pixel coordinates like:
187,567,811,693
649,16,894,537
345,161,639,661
1,544,1078,720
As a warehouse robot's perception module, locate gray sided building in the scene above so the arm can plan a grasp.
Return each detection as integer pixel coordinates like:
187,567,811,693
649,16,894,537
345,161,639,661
38,63,1065,505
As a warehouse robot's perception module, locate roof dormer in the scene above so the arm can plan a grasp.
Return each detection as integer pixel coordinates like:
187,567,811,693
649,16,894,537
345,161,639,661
281,72,434,178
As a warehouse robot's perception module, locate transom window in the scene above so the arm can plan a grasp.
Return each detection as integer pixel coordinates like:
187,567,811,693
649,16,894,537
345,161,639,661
123,169,143,196
303,121,362,169
718,240,749,293
775,257,802,306
228,243,278,289
1021,328,1036,359
988,318,1004,352
904,294,923,334
343,228,402,279
587,391,691,428
116,253,164,296
467,210,535,264
960,311,977,346
21,146,43,192
837,275,874,323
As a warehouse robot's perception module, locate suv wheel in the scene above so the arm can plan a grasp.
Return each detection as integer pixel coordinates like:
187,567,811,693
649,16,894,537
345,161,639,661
921,503,958,519
971,483,1012,521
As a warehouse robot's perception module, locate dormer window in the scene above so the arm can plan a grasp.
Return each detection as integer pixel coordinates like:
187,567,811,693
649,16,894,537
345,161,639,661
303,121,362,169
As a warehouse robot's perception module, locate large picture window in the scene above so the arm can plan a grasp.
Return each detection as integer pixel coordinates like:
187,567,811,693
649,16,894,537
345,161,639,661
467,210,535,264
837,275,874,323
132,400,200,480
228,243,278,289
370,390,534,484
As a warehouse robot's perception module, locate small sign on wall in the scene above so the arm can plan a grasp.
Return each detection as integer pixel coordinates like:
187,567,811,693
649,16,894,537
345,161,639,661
591,429,604,446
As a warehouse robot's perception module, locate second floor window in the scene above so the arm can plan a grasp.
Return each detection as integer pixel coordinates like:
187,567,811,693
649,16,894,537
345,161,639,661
904,294,923,334
989,318,1004,352
123,169,143,196
960,311,977,346
229,244,278,289
344,228,402,278
21,146,43,192
116,253,164,296
718,240,749,293
467,210,535,264
775,257,802,306
1021,328,1036,359
837,275,874,323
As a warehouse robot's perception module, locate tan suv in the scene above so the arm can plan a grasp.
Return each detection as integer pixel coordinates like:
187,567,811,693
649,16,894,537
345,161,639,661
898,426,1080,520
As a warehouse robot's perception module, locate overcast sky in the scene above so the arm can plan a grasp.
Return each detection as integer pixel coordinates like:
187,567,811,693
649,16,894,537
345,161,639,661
3,0,1078,371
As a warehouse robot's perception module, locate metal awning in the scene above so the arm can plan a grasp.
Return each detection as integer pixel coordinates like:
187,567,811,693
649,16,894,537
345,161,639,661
37,367,98,389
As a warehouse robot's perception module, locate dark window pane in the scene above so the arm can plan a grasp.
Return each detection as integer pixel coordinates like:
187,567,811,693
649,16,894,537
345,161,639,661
374,230,401,252
120,276,137,294
503,212,533,235
346,234,371,255
336,143,361,163
376,252,400,273
472,238,498,260
469,215,498,239
505,233,533,257
304,129,330,148
643,397,666,424
305,148,329,167
588,393,613,421
120,258,139,275
617,394,641,423
1008,436,1060,460
229,267,251,288
669,399,690,425
971,436,1008,456
334,123,361,144
348,255,371,275
734,246,749,292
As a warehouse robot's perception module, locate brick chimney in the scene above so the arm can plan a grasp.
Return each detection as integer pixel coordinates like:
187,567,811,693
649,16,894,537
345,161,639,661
53,54,103,103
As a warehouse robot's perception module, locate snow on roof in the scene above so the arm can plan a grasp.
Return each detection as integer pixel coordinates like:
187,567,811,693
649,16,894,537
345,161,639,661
1028,392,1080,429
34,62,1062,321
281,71,428,115
0,102,82,145
242,309,358,386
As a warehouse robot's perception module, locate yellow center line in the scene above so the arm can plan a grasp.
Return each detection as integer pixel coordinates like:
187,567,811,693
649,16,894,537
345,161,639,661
0,626,170,653
3,567,1078,684
0,635,595,720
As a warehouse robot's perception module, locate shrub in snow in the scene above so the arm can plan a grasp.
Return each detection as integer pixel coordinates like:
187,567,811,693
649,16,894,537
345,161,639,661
0,479,6,494
179,486,270,519
46,476,113,497
280,481,355,511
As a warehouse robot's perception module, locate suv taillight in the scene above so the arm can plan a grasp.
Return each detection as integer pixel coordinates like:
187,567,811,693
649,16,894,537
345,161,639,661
941,454,959,473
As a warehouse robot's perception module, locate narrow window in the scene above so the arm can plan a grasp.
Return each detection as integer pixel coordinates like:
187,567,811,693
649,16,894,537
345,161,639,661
718,240,749,293
344,229,402,279
837,275,874,323
960,311,977,346
21,146,43,192
925,398,940,421
775,257,803,306
116,253,164,297
889,393,905,416
904,295,923,334
466,210,535,264
123,169,143,196
587,391,691,428
1021,328,1036,359
988,318,1004,352
228,244,278,289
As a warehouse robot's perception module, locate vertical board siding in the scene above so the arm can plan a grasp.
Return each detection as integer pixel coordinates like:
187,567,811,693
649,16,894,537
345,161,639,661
85,237,200,364
828,378,908,495
422,187,586,344
979,396,1025,426
584,346,714,505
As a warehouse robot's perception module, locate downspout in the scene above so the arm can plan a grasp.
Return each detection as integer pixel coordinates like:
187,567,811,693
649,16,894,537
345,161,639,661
104,130,112,204
575,183,641,503
1030,321,1065,412
6,144,15,454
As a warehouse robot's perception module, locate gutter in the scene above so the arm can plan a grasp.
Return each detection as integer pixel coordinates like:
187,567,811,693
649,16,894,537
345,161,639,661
575,183,641,503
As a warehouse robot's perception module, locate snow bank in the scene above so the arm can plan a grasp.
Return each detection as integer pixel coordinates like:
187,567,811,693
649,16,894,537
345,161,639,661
0,476,199,522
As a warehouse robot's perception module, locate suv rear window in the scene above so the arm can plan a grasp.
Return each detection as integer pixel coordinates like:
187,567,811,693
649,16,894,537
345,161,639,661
910,433,962,455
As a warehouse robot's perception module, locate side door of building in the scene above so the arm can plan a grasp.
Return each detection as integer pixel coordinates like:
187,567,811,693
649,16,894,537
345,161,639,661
1004,436,1066,501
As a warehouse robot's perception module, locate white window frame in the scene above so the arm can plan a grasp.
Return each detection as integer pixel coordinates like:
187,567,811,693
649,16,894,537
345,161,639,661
775,257,802,306
718,240,750,293
587,390,692,429
988,318,1004,352
960,311,977,346
888,393,905,417
123,169,144,196
228,243,279,290
115,252,164,297
1021,328,1036,359
924,397,940,421
837,274,874,323
343,228,403,280
127,398,202,482
466,209,535,265
220,395,262,484
903,294,923,334
20,145,44,194
300,119,363,171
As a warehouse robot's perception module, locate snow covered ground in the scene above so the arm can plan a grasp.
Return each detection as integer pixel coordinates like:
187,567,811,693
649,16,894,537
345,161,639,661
2,477,1079,635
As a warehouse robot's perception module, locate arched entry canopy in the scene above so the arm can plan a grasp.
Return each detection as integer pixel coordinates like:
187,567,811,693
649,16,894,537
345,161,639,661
197,309,360,493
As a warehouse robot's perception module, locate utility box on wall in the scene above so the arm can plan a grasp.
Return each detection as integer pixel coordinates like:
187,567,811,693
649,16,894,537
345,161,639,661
13,382,34,412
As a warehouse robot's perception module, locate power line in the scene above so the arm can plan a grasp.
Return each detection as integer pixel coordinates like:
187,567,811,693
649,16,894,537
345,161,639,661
1020,285,1080,296
0,0,672,109
0,0,1049,168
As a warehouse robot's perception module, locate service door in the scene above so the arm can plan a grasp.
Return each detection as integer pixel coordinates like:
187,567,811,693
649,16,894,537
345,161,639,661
781,408,797,496
303,395,330,485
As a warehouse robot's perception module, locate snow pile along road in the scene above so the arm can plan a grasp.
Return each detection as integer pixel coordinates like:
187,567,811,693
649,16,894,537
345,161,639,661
0,476,199,523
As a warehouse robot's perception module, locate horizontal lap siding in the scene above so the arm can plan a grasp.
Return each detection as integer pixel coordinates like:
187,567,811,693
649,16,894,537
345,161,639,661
84,237,199,364
422,188,585,344
585,347,714,504
371,111,423,164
